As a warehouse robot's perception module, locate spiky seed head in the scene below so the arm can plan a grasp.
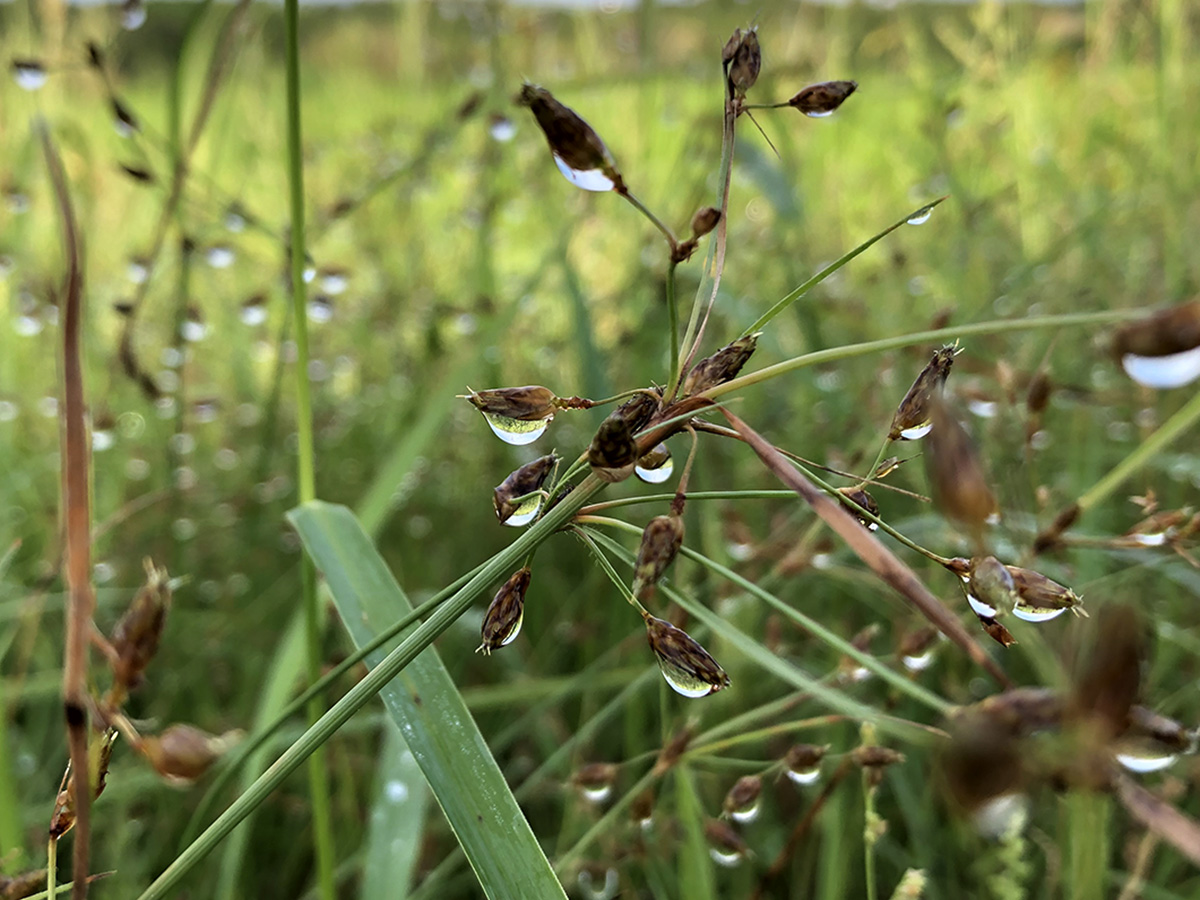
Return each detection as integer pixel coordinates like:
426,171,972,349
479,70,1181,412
889,345,957,440
477,567,532,655
464,385,558,421
614,388,661,434
682,333,759,397
644,615,730,698
588,412,638,482
787,80,858,115
722,27,761,99
110,558,172,693
516,83,624,190
1006,565,1086,618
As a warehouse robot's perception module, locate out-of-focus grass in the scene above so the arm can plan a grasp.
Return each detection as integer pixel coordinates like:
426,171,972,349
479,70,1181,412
1,0,1198,897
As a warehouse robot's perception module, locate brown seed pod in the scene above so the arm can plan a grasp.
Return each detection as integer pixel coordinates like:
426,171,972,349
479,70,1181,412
897,626,939,671
464,385,558,421
889,345,958,441
614,388,661,434
477,567,532,655
784,743,826,785
492,454,557,525
588,412,639,483
110,558,172,694
788,80,858,116
1006,565,1086,620
632,514,685,600
1026,369,1052,416
516,83,624,192
49,728,118,839
925,400,998,530
705,818,750,863
644,615,730,698
690,206,721,238
722,27,761,99
1112,300,1200,389
978,615,1017,648
141,724,241,786
682,333,759,397
1071,604,1142,741
966,556,1018,619
723,775,763,822
837,487,879,530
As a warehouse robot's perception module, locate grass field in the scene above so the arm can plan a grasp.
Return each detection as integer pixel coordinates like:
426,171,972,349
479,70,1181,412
2,1,1199,897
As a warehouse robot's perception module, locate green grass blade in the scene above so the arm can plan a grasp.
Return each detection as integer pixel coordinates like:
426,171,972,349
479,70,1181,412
741,197,949,337
361,727,429,900
290,502,568,900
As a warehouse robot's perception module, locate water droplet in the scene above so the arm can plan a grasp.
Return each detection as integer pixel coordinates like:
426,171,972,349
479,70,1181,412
902,651,934,672
92,430,115,452
155,396,178,418
659,670,718,698
489,116,516,142
966,594,999,619
727,540,753,562
240,298,268,326
181,318,208,342
6,191,29,214
319,269,349,295
730,802,760,824
482,411,552,446
205,245,235,269
1115,750,1177,774
12,61,47,91
577,868,619,900
502,493,544,528
1011,602,1067,623
161,346,185,369
805,109,835,119
303,265,316,284
172,517,197,541
121,0,147,30
385,780,409,803
307,296,333,323
1129,532,1167,547
635,444,674,484
127,258,150,284
710,848,743,867
13,315,43,337
968,399,998,419
580,784,612,804
973,793,1027,838
125,458,150,480
785,766,821,786
1121,347,1200,390
224,207,247,233
552,155,615,192
899,422,933,440
36,396,58,418
906,205,934,226
0,400,18,422
93,561,115,583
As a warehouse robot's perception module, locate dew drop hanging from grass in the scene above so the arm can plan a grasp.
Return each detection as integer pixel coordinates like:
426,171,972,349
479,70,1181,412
553,155,615,192
11,60,47,91
482,412,551,445
1121,347,1200,389
906,205,934,225
634,443,673,484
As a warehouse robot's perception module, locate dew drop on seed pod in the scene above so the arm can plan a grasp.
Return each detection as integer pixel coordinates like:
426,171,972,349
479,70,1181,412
709,848,743,868
902,650,934,672
973,793,1028,839
577,867,619,900
906,205,935,226
488,115,516,142
553,155,615,192
240,295,268,326
502,494,543,528
319,269,349,295
482,412,551,445
204,245,235,269
966,594,998,619
224,207,247,233
1121,348,1200,389
805,109,835,119
786,765,821,785
303,265,316,284
92,430,115,452
1115,748,1177,774
1010,602,1068,623
635,444,673,484
11,60,47,91
127,258,150,284
307,296,334,323
580,784,611,804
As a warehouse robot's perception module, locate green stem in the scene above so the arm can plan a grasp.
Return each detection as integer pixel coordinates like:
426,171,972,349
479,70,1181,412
1077,386,1200,512
706,310,1143,401
283,3,335,898
667,261,680,392
858,438,894,490
618,187,678,250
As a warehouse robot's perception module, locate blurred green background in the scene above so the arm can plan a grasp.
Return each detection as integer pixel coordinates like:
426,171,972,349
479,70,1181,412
2,0,1199,897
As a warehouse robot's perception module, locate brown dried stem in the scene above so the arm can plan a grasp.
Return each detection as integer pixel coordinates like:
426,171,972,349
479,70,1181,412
40,122,93,899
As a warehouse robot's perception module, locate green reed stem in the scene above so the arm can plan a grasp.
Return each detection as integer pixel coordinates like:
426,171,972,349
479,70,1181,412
1077,386,1200,512
618,188,678,250
707,310,1143,401
283,2,335,897
859,437,894,490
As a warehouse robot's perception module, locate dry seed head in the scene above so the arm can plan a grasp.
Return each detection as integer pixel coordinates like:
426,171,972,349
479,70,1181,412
787,80,858,116
705,818,750,862
110,558,172,693
493,454,557,525
1026,370,1052,416
722,27,761,99
682,333,759,397
889,345,957,441
516,83,624,191
1006,565,1086,619
967,556,1018,619
588,411,639,483
632,514,685,600
614,388,661,434
838,487,879,530
644,615,730,698
463,385,558,421
572,762,618,803
925,401,998,530
141,724,242,786
978,615,1017,647
722,775,763,820
690,206,721,238
1112,300,1200,388
477,566,532,655
49,728,118,838
784,743,826,774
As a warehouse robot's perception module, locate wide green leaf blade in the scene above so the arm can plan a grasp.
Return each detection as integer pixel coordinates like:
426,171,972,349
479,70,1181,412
289,502,568,900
